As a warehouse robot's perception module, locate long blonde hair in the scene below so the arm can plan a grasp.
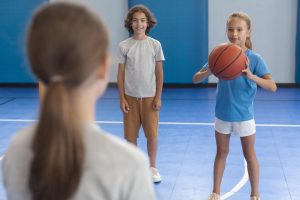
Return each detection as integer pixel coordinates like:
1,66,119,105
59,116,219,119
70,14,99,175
27,2,108,199
227,12,253,50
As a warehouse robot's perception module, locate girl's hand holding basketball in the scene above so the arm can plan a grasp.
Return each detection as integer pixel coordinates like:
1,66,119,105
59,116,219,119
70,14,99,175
242,57,257,81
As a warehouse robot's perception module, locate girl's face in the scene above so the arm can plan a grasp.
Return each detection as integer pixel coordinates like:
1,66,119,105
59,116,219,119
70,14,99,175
227,17,250,50
131,11,148,36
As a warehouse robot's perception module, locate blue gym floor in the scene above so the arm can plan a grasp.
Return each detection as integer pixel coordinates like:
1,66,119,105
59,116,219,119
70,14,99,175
0,86,299,200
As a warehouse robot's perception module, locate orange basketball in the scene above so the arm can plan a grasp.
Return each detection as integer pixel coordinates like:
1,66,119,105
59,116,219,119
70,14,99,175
208,43,247,80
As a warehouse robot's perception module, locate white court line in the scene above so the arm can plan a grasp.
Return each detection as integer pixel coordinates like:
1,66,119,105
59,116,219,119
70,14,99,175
0,155,4,161
0,119,36,122
221,159,249,200
0,118,299,198
0,119,300,127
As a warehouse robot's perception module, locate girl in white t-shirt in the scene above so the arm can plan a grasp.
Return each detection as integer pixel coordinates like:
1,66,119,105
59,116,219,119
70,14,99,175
117,4,165,183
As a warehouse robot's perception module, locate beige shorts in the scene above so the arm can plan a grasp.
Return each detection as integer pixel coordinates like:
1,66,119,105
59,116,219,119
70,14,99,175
215,118,256,137
123,95,159,140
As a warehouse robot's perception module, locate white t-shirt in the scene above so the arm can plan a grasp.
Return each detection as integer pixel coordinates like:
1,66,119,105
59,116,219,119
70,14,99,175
2,124,156,200
117,36,165,98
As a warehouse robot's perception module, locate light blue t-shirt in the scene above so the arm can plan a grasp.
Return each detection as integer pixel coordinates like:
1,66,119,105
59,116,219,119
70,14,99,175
208,49,270,122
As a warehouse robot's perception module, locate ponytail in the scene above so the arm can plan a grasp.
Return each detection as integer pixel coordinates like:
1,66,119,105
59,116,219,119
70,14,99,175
29,82,84,200
245,37,253,50
27,3,109,199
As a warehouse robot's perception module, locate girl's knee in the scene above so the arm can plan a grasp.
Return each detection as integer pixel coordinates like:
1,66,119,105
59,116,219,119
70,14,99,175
125,137,138,145
216,148,229,159
243,153,257,163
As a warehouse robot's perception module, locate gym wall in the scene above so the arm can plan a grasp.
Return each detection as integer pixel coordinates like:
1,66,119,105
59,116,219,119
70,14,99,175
0,0,298,84
0,0,47,83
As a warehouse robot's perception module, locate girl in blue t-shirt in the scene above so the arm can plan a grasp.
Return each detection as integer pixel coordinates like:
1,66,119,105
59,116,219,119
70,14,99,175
192,12,277,200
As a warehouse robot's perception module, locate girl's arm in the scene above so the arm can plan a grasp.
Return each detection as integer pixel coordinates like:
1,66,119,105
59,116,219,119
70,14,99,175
192,66,212,84
153,61,163,111
242,67,277,92
250,74,277,92
117,63,130,113
39,81,46,102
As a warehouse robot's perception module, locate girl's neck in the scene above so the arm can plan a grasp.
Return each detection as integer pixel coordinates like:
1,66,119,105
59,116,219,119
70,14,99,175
242,47,248,52
132,33,147,40
238,44,248,52
72,92,96,124
71,82,99,125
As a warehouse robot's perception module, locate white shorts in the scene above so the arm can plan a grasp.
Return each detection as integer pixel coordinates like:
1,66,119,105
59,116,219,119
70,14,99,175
215,118,256,137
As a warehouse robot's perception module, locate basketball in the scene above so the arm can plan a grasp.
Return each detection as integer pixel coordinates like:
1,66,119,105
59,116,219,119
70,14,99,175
208,43,247,80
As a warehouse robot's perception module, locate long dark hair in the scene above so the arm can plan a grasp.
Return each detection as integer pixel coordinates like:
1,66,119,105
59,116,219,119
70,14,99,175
27,2,108,200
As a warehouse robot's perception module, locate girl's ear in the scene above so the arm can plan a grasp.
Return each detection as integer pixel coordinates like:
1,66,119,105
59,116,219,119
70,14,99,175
247,29,251,37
